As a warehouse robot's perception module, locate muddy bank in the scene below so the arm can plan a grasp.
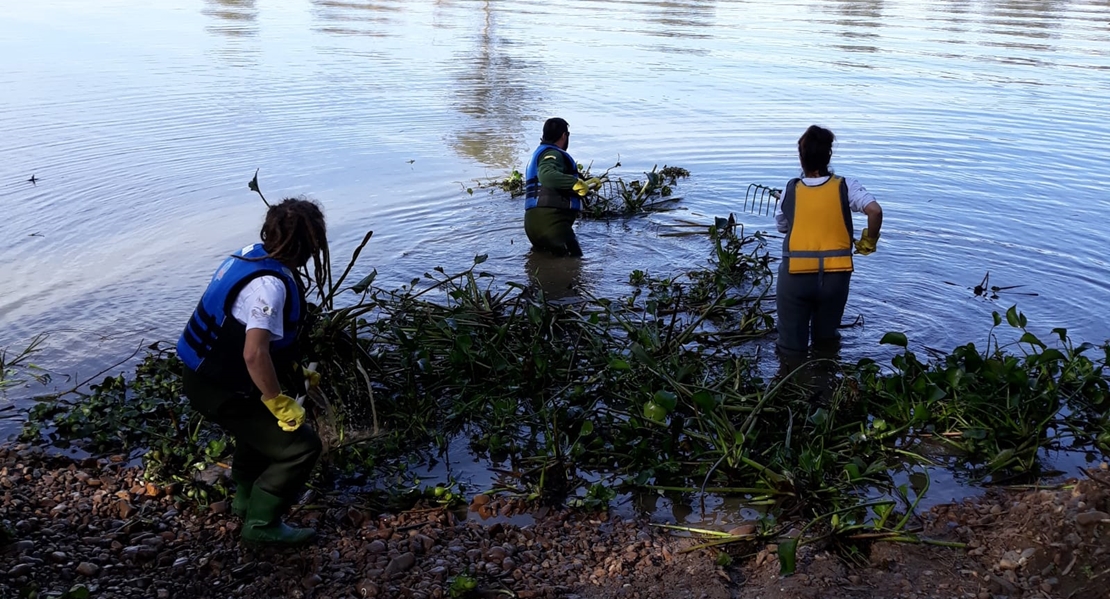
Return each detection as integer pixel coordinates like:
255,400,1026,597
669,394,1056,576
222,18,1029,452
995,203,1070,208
1,443,1108,599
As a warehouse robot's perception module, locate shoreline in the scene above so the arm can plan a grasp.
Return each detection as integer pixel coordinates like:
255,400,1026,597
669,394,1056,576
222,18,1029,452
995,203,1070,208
2,442,1108,599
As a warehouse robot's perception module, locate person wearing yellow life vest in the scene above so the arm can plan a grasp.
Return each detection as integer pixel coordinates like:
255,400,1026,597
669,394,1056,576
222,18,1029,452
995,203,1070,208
774,125,883,363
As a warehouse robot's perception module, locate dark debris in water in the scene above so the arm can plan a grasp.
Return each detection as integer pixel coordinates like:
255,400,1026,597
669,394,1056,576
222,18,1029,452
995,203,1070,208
945,271,1039,300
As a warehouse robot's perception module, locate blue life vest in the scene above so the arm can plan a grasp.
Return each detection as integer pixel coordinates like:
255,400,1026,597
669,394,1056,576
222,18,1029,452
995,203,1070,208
177,243,305,392
524,143,581,211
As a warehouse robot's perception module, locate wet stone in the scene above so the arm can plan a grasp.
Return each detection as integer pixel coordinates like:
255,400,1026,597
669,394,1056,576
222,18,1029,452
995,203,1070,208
76,561,101,577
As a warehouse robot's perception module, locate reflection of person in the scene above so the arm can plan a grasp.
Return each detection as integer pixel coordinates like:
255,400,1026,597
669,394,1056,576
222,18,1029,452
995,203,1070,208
774,125,883,363
523,117,600,257
525,249,584,301
177,198,328,547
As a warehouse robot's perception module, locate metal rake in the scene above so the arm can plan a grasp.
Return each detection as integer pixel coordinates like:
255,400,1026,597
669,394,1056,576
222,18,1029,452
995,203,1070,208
743,183,782,217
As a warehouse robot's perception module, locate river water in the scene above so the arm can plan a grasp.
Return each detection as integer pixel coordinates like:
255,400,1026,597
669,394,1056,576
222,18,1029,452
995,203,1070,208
2,0,1109,516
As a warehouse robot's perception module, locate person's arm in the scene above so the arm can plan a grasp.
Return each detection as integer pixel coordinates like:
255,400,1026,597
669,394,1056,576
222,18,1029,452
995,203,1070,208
244,328,281,400
233,276,287,400
846,177,882,238
774,182,789,233
863,201,883,238
537,149,579,191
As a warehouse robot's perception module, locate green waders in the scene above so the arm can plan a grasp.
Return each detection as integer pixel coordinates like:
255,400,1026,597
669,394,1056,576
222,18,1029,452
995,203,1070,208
524,207,582,257
183,369,322,547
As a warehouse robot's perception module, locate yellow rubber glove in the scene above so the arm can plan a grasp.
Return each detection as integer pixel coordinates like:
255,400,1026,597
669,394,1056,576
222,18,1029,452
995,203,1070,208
296,362,321,391
572,177,602,197
261,393,306,432
854,229,879,255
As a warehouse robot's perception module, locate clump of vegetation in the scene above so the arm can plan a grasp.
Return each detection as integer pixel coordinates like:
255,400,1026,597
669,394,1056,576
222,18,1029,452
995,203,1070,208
464,158,691,218
22,345,231,505
857,308,1110,475
578,162,691,219
17,170,1110,569
0,333,51,392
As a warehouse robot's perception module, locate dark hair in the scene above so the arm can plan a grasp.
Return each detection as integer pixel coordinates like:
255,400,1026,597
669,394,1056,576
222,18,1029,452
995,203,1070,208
541,117,569,143
260,197,330,301
798,125,835,177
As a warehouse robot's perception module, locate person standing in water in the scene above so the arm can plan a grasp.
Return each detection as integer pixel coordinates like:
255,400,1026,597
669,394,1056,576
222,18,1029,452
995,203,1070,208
523,117,601,257
177,198,328,547
774,125,883,364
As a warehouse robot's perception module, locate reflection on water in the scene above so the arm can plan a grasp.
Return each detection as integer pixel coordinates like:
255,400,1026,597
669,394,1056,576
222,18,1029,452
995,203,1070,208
640,0,719,38
202,0,259,66
311,0,402,38
524,252,584,302
828,0,884,24
202,0,258,37
824,0,884,53
444,1,538,169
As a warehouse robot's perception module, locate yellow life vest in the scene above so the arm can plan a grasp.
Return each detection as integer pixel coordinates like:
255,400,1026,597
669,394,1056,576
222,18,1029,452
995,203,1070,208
781,176,854,274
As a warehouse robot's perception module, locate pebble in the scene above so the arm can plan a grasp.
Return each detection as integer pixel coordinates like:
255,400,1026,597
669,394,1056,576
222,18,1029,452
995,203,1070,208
3,444,1107,599
8,563,32,577
357,579,379,597
1075,511,1109,526
385,552,416,576
76,562,100,577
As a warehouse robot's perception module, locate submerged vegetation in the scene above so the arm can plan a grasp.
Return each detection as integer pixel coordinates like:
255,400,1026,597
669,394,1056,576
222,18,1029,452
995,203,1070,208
12,169,1110,571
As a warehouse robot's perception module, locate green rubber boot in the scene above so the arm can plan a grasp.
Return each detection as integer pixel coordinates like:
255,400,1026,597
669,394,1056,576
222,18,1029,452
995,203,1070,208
241,487,316,548
230,473,253,519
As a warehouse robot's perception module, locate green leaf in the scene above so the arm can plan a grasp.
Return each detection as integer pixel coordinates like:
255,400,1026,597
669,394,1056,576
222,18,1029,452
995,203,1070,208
473,254,488,265
653,390,678,412
879,332,908,347
608,358,631,371
992,311,1002,327
580,421,594,437
1018,332,1045,349
349,270,378,294
1005,305,1020,328
61,585,90,599
1038,348,1065,364
987,448,1015,471
630,343,659,369
926,385,946,402
692,390,716,412
642,401,667,423
778,537,798,576
1051,328,1068,343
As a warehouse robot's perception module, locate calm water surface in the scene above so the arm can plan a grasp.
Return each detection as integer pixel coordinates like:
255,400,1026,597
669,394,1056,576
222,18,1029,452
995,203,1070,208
2,0,1109,515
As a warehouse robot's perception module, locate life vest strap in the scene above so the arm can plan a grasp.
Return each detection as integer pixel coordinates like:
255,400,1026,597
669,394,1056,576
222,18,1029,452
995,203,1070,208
782,249,852,258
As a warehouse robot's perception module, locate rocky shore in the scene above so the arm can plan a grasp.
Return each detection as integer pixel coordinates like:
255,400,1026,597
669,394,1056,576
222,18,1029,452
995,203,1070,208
1,443,1108,599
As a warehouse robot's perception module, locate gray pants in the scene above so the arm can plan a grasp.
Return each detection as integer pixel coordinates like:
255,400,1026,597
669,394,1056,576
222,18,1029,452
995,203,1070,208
775,262,852,363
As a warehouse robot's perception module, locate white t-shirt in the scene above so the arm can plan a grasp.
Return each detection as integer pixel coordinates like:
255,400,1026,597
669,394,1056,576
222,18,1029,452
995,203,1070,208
230,276,286,339
774,175,877,234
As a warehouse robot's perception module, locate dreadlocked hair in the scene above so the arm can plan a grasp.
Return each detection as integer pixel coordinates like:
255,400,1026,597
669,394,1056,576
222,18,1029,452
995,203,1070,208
260,197,331,305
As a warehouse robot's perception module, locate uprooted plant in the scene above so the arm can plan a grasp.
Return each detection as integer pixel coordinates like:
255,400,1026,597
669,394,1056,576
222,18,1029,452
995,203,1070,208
466,158,690,218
